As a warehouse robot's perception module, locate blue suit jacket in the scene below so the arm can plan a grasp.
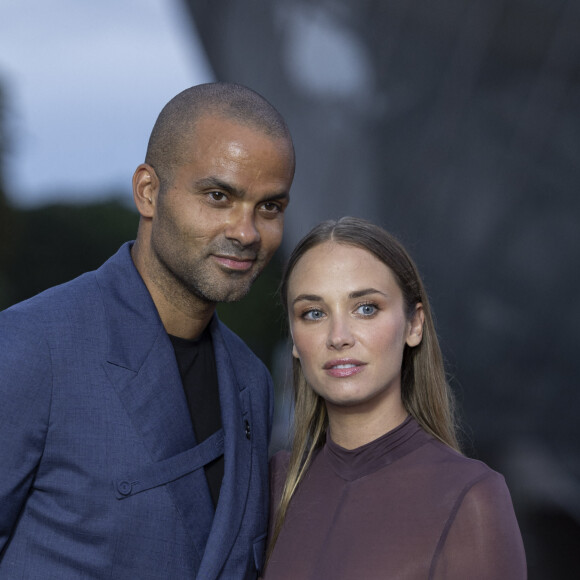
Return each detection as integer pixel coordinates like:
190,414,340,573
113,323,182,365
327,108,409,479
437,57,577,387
0,243,273,579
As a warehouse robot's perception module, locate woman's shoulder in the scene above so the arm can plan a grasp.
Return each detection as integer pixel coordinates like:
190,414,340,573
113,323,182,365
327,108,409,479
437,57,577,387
417,434,507,489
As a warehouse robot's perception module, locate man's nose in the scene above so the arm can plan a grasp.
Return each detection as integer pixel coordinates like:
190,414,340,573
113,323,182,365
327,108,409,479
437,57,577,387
225,208,260,247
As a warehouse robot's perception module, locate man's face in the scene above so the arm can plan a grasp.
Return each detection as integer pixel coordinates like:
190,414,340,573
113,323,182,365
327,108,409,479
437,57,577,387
148,115,294,305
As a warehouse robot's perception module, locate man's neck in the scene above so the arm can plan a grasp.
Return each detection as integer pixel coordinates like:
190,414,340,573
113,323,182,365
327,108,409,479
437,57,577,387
153,292,215,340
131,239,216,340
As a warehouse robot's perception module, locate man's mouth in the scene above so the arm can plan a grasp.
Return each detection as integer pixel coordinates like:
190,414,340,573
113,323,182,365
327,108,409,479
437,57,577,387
213,255,256,272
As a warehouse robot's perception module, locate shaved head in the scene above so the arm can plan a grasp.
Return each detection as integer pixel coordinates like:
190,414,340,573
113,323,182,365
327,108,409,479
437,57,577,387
145,82,295,186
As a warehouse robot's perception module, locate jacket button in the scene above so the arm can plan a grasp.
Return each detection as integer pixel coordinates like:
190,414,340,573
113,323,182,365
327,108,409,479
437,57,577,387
244,420,251,440
117,480,132,496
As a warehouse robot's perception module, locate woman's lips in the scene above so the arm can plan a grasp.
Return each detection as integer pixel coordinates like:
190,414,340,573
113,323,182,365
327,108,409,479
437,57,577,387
323,359,366,378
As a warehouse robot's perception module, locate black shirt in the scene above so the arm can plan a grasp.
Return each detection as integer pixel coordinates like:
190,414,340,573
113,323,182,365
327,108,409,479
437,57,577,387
169,329,224,507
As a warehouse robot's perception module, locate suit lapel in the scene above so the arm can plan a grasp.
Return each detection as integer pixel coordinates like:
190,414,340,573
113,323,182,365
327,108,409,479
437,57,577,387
104,328,194,459
197,317,253,578
97,244,215,560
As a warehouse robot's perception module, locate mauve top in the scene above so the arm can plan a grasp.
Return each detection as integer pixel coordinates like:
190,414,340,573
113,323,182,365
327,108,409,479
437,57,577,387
264,417,526,579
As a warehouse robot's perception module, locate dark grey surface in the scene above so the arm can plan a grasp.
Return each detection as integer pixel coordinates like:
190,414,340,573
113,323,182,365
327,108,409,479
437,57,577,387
183,2,580,577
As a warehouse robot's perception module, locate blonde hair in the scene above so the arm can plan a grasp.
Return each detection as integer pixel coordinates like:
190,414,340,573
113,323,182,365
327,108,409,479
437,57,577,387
268,217,459,559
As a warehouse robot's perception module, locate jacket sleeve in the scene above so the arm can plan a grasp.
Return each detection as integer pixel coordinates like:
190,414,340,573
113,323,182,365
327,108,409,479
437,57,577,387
432,470,527,579
0,309,52,553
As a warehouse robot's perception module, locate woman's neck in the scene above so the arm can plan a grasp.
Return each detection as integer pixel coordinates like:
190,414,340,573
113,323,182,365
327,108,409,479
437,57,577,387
326,400,408,450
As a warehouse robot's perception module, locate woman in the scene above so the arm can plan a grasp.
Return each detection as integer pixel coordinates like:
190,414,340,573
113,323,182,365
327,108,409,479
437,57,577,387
264,217,526,579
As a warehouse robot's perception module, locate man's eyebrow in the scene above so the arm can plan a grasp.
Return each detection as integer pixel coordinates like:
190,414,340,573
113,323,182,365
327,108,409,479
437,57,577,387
194,177,290,202
195,177,238,196
265,191,290,202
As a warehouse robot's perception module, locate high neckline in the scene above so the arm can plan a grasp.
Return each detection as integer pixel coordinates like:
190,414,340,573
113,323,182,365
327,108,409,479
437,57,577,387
324,416,430,481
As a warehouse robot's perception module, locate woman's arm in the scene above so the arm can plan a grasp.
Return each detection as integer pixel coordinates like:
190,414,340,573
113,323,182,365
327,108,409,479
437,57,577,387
432,471,527,579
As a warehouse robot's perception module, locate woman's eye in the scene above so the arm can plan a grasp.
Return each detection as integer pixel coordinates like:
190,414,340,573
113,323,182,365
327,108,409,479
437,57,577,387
303,309,324,321
357,304,377,316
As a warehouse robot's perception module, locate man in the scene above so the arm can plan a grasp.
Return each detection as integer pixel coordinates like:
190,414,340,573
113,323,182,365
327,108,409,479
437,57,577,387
0,83,295,579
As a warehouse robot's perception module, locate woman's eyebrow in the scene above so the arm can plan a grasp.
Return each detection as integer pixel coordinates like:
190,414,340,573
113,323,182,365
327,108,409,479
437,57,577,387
292,294,322,305
348,288,388,299
292,289,388,306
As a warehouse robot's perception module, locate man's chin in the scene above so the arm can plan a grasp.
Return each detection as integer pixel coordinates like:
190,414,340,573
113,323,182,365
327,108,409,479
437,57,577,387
192,264,263,303
199,277,255,303
215,284,254,303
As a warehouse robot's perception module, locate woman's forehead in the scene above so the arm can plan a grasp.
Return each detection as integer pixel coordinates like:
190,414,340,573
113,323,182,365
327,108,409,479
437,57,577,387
288,242,398,295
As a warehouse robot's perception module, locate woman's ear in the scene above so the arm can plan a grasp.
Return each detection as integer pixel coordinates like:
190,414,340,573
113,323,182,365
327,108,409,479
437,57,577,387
132,163,159,218
292,343,299,359
406,303,425,347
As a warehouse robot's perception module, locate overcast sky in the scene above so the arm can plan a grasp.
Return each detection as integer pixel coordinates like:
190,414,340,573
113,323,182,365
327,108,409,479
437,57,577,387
0,0,213,207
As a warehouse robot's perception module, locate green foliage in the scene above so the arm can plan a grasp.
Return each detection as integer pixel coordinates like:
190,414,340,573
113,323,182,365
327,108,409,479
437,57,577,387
0,199,139,308
0,198,284,367
0,84,14,304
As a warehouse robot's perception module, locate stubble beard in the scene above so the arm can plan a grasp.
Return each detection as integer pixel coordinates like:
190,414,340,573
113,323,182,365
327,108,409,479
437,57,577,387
189,264,261,303
150,225,264,306
172,251,266,305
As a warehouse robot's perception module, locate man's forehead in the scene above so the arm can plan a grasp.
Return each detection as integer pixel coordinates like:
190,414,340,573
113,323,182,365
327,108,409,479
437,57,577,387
192,112,275,138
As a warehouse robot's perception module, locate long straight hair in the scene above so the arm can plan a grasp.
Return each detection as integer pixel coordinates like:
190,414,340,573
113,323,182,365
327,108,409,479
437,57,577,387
268,217,460,559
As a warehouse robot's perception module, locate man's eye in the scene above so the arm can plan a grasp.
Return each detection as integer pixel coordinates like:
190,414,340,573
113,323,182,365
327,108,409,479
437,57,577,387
209,191,227,201
261,202,281,213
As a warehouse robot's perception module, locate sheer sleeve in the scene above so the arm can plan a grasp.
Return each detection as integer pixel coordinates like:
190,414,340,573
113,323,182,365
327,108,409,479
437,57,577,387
431,471,527,579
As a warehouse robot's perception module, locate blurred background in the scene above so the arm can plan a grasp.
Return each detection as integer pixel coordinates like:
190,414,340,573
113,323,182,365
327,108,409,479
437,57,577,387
1,1,579,577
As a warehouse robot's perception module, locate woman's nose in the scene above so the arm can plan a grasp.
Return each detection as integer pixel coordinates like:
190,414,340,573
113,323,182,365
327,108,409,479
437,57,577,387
326,316,355,350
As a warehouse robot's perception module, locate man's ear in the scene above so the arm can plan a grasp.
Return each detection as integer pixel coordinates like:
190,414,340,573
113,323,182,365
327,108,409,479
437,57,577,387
132,164,159,218
406,303,425,347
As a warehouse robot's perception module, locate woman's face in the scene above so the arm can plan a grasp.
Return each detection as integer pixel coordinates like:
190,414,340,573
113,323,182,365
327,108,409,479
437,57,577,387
287,241,423,416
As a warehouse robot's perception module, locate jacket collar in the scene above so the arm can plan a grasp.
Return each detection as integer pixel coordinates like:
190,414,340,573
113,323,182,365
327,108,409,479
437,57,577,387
97,243,196,459
97,243,254,575
197,316,254,577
